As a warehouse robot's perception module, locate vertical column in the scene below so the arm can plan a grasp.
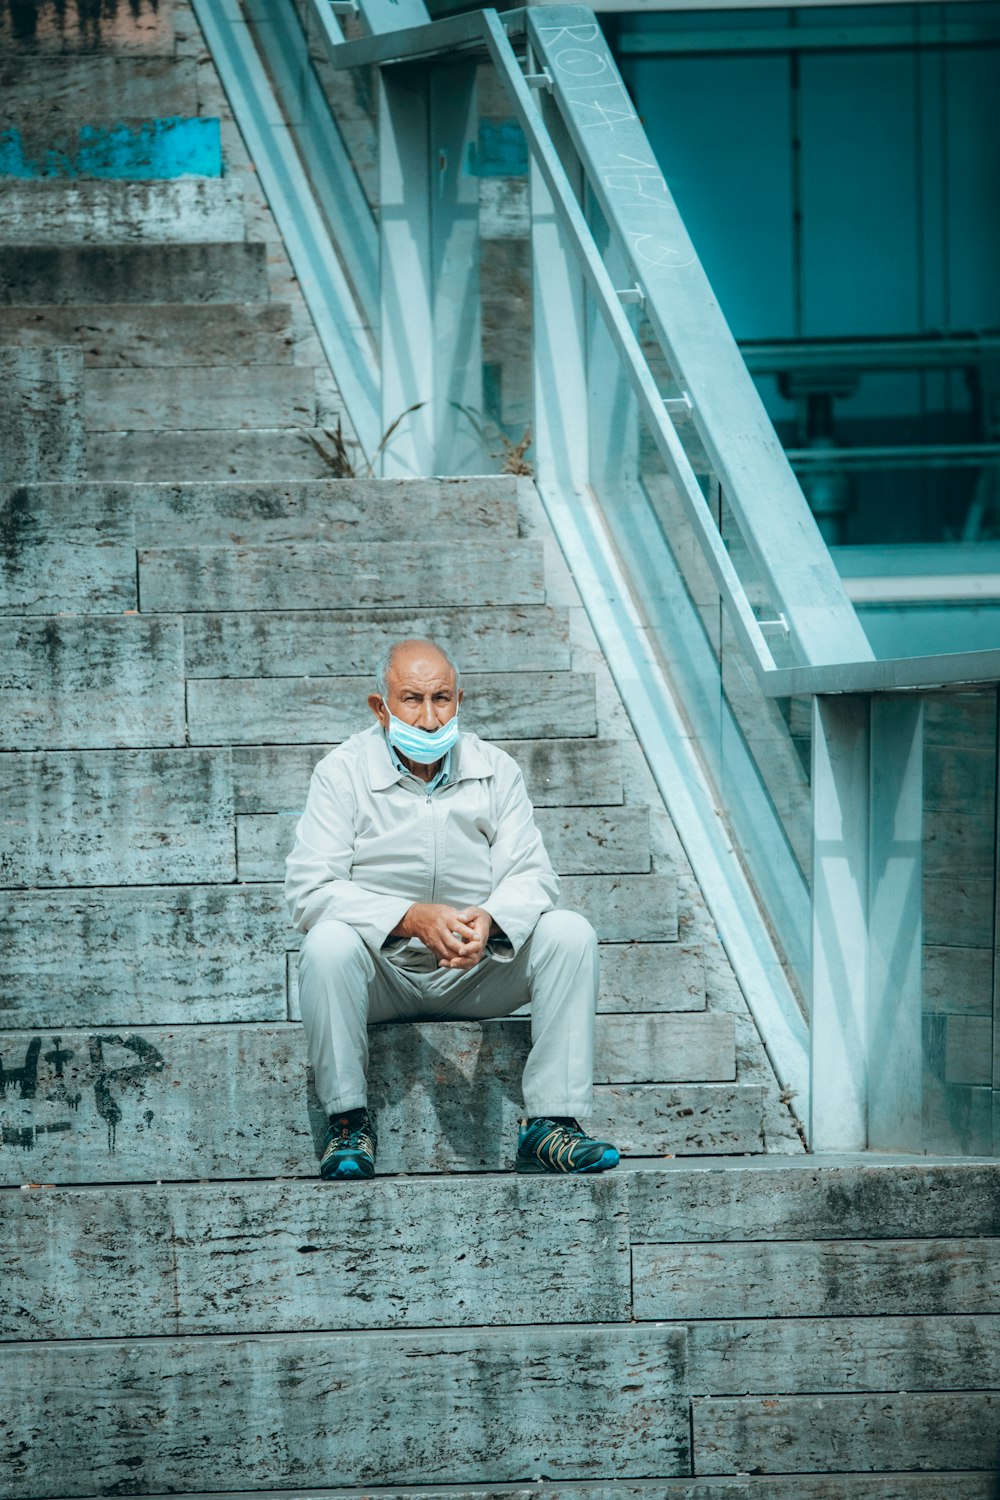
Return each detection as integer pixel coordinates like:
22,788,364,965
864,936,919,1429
991,691,1000,1134
810,694,870,1151
529,79,589,495
867,697,924,1151
379,61,482,476
428,62,483,474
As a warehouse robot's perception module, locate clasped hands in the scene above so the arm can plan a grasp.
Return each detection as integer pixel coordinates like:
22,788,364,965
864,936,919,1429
393,902,497,970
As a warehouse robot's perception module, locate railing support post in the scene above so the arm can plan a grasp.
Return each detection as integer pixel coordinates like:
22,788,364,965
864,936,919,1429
379,61,483,476
811,694,925,1151
810,695,870,1150
868,697,924,1151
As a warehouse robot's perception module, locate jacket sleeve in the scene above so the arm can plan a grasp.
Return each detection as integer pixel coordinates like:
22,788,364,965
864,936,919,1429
480,762,560,957
284,762,412,947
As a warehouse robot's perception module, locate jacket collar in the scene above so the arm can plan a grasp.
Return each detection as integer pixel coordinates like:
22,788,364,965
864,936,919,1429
364,723,493,791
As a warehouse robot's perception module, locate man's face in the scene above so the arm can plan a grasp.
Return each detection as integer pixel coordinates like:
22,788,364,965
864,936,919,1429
368,644,462,734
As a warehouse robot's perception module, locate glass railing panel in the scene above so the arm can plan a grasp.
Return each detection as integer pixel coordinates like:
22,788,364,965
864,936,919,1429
921,688,998,1154
622,416,813,995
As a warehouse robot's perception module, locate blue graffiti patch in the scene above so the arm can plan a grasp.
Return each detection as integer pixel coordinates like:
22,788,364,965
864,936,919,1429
470,119,529,178
0,118,223,179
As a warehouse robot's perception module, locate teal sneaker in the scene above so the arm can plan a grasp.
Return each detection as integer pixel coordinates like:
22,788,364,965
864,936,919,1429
515,1116,619,1174
320,1107,377,1180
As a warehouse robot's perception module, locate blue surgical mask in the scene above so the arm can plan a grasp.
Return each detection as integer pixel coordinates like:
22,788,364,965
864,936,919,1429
386,712,460,765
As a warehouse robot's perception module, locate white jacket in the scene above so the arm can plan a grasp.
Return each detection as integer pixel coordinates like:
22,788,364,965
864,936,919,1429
284,725,559,964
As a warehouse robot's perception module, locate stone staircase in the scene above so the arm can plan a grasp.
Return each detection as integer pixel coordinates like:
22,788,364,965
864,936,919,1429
2,0,1000,1494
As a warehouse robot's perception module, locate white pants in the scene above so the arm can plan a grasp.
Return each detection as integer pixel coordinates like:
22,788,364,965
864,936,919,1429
297,909,599,1120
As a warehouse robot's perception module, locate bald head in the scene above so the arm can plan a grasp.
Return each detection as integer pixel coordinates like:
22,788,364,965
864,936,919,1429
373,639,460,701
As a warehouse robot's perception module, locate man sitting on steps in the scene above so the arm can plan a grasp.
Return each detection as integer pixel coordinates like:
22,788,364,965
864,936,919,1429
285,637,619,1180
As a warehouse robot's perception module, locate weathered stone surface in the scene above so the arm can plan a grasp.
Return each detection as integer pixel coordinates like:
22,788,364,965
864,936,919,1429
0,885,288,1028
600,1014,734,1084
628,1160,1000,1242
0,0,174,52
481,175,529,239
634,1238,1000,1320
86,426,347,481
0,179,243,244
138,539,546,611
187,671,595,745
561,875,677,941
79,1481,998,1500
232,738,624,812
0,482,135,613
0,302,297,367
923,943,993,1015
84,365,318,431
0,748,234,886
600,943,705,1012
923,872,994,949
539,806,650,873
0,1326,689,1496
944,1014,993,1085
62,1481,998,1500
135,477,522,547
0,615,185,749
924,807,993,879
692,1392,1000,1475
236,804,649,880
0,51,196,117
2,1174,630,1338
0,347,85,483
188,604,565,678
601,1084,765,1155
0,243,269,304
687,1315,1000,1396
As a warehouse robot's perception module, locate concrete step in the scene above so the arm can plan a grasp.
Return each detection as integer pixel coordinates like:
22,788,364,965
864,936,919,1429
233,738,625,812
182,604,564,677
0,53,199,119
128,477,523,546
0,481,523,614
0,1325,690,1498
0,116,222,180
4,1175,633,1339
1,872,677,1012
0,242,269,304
5,1161,1000,1339
0,748,237,886
0,180,243,242
2,739,641,884
7,1159,1000,1493
0,302,296,365
0,615,187,750
83,365,320,431
1,607,569,749
137,539,547,612
238,805,651,881
85,427,358,481
0,873,702,1023
0,666,606,760
0,482,137,614
36,1484,1000,1500
0,0,177,54
0,346,86,484
184,670,595,745
0,1012,733,1182
30,474,520,540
